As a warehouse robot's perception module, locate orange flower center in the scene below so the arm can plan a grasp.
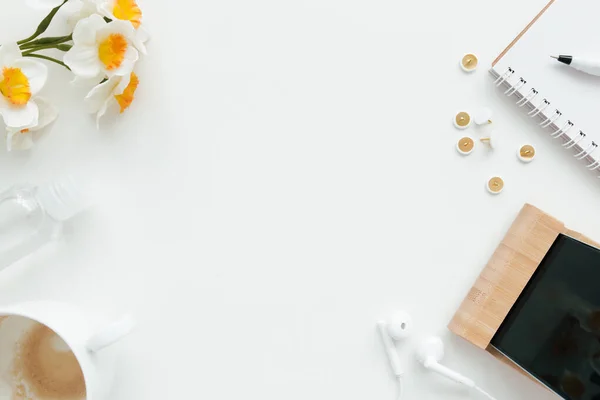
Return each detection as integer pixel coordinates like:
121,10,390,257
114,72,139,113
112,0,142,29
0,67,31,106
98,34,128,71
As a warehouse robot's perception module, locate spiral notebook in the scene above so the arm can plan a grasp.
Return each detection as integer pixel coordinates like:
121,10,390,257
491,0,600,175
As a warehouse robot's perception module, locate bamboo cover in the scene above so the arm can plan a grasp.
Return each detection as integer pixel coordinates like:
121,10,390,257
448,203,599,349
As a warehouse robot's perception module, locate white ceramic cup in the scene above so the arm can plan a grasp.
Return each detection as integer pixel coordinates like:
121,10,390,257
0,301,134,399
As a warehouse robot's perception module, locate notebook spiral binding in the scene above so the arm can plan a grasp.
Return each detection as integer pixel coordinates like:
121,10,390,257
491,67,600,175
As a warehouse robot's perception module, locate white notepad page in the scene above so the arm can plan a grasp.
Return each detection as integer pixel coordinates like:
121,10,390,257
491,0,600,170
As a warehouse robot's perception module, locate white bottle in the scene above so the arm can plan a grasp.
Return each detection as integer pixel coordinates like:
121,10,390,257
0,176,89,270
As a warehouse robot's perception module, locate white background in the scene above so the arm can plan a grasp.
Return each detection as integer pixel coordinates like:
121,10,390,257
0,0,599,399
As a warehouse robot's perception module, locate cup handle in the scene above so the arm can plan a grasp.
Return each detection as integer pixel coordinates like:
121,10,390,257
86,314,135,352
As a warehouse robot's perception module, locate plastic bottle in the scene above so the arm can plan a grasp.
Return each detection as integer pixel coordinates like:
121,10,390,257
0,176,89,270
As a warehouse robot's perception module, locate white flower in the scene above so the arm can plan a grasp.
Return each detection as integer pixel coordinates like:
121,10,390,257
6,97,57,151
64,14,145,81
85,71,139,127
96,0,149,48
0,43,48,129
25,0,63,9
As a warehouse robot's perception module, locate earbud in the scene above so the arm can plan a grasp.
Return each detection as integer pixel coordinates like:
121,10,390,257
415,336,475,388
377,311,413,377
377,320,497,400
386,310,413,340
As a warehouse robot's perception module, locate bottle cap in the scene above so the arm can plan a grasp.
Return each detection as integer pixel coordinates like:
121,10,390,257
36,176,91,221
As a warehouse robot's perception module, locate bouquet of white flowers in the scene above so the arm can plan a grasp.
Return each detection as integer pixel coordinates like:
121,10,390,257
1,0,148,150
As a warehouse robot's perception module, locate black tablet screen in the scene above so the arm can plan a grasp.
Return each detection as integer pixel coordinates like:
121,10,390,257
492,234,600,400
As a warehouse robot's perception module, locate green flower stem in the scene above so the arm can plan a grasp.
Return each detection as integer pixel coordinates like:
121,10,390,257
22,44,70,55
56,44,73,51
17,0,69,45
23,54,70,70
20,35,73,50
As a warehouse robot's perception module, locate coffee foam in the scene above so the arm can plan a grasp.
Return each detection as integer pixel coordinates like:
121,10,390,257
0,316,86,400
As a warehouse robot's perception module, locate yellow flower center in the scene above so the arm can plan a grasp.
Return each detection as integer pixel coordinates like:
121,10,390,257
112,0,142,29
20,128,30,133
98,34,128,71
0,67,31,106
114,72,139,113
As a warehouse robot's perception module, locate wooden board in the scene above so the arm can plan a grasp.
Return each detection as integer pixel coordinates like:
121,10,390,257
448,203,600,379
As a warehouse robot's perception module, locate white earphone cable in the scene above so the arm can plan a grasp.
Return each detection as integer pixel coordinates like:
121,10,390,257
475,385,497,400
396,376,404,400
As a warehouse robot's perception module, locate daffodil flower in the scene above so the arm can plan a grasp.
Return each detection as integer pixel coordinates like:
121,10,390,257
85,71,139,127
96,0,150,46
0,43,48,130
6,97,57,151
64,14,145,81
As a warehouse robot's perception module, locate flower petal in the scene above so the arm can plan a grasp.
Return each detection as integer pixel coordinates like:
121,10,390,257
136,25,150,44
96,19,135,41
71,73,105,87
84,75,121,113
132,34,146,55
7,130,34,152
31,97,58,131
12,59,48,96
25,0,63,9
64,0,100,28
6,130,16,151
108,46,138,77
73,14,106,46
114,72,138,112
64,45,102,78
97,2,117,20
0,43,22,68
96,96,114,128
114,72,131,95
0,97,38,129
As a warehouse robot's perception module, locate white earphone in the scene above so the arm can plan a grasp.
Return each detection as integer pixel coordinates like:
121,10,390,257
377,312,497,400
377,311,413,400
416,336,476,387
377,311,413,377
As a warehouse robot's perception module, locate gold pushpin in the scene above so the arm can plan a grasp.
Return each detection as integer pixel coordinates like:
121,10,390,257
487,176,504,194
518,144,536,163
461,54,478,72
456,137,475,155
480,133,496,149
454,111,471,129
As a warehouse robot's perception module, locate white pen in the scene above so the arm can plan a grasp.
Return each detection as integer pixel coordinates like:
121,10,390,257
551,55,600,77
